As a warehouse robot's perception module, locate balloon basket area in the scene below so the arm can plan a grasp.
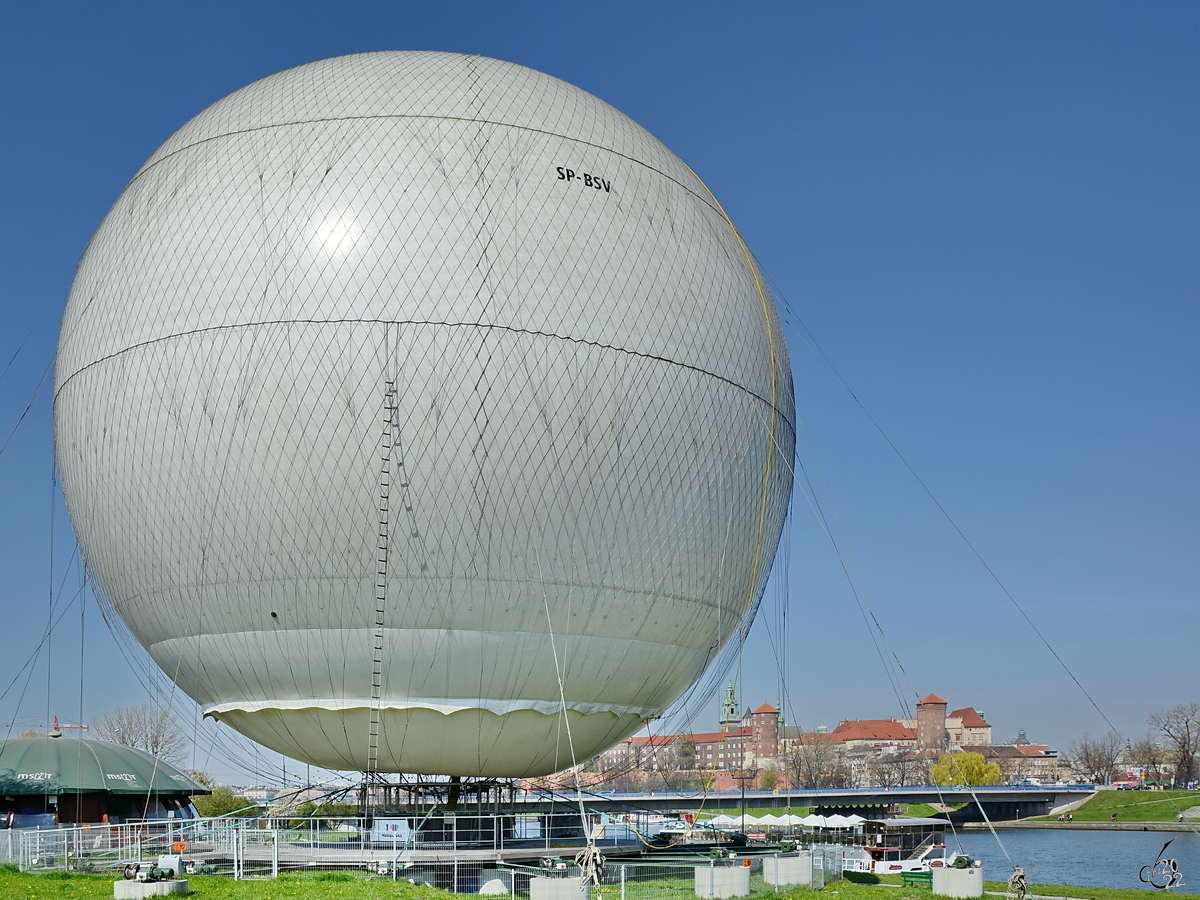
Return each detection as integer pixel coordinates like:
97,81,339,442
8,815,848,898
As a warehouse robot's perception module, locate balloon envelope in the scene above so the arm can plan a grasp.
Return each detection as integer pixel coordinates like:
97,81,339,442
54,52,794,777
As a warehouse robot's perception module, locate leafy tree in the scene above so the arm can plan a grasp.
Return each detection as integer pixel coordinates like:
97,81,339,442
192,785,256,817
758,770,777,791
1149,703,1200,787
91,704,186,764
294,799,360,818
930,751,1001,786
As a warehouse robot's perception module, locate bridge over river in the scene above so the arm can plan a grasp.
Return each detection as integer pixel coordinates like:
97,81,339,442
512,784,1096,822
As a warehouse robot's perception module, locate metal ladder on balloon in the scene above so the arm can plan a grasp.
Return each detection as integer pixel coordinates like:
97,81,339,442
367,381,398,786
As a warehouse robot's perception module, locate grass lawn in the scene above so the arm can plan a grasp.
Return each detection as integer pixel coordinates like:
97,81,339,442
0,867,1172,900
830,876,1170,900
896,805,965,819
0,867,461,899
1029,789,1199,822
701,808,816,821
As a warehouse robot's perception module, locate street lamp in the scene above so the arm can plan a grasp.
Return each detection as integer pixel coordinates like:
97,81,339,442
733,768,760,833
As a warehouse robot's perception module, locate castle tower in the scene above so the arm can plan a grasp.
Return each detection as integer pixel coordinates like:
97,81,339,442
748,703,780,762
917,693,948,751
719,684,739,730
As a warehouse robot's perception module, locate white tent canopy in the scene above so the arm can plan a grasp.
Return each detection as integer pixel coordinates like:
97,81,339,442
796,813,865,828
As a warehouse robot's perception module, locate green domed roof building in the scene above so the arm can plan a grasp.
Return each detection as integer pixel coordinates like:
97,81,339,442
0,735,208,826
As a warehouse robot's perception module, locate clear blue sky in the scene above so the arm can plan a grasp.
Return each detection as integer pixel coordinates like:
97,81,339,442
1,2,1196,783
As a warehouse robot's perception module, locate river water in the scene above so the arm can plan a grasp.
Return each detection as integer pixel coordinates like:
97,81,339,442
954,829,1200,894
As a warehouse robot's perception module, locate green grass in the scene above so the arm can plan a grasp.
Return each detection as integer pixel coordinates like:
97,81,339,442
820,875,1172,900
0,866,461,898
896,804,964,819
1029,789,1199,822
0,866,1175,900
702,808,816,819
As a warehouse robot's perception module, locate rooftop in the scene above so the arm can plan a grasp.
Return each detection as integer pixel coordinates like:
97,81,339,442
811,719,917,743
950,707,989,727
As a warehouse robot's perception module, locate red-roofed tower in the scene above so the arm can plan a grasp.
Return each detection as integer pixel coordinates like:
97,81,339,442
917,693,948,751
748,703,780,763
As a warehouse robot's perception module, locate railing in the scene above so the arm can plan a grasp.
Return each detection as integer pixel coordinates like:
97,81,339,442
13,812,657,877
9,812,864,893
552,783,1093,801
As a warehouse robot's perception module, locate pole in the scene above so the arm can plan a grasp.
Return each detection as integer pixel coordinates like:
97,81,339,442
271,829,279,879
620,863,626,900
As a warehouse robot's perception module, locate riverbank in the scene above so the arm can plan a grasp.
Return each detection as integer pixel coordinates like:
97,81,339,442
1030,788,1200,824
845,876,1168,900
963,820,1198,832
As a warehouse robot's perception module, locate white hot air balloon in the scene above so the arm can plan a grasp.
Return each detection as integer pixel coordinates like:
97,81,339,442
54,52,794,777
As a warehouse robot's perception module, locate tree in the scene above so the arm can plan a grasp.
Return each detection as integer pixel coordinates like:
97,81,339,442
930,751,1001,786
872,752,931,788
1149,703,1200,787
91,704,186,764
785,739,854,789
294,798,359,818
1067,731,1123,785
758,770,777,791
192,785,255,817
674,731,697,771
1129,734,1171,785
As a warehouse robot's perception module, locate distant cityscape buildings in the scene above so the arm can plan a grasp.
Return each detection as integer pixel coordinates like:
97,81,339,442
585,690,1062,790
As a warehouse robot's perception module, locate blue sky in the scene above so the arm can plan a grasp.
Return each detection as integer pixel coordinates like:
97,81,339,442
1,2,1196,782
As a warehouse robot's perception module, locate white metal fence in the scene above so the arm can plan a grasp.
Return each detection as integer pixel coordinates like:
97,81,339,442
10,814,848,894
12,813,648,877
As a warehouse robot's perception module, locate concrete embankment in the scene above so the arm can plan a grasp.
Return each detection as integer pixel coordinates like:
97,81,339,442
962,820,1198,832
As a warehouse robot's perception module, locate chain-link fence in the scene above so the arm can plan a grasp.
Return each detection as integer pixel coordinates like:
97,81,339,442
509,856,843,900
0,829,19,866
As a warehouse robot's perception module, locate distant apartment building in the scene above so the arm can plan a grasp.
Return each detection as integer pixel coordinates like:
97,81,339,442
596,703,781,774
